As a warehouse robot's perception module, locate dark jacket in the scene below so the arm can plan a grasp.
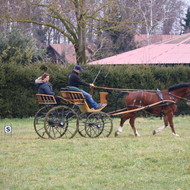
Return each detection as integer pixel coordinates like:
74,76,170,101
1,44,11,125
68,70,90,88
37,82,55,95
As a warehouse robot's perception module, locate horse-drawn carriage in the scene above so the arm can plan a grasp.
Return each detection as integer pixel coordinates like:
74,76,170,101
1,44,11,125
34,83,190,139
34,89,113,139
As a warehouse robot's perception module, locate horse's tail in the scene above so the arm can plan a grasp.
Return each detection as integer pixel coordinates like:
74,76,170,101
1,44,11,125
116,91,129,100
115,91,129,110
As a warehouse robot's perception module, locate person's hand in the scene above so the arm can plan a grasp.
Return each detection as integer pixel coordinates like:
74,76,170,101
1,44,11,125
90,83,94,87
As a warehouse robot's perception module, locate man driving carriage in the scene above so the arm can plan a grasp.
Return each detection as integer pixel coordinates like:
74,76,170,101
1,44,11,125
67,65,104,110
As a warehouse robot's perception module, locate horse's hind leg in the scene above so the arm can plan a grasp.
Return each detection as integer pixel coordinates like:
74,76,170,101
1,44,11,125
153,115,168,135
129,115,140,136
167,112,179,136
115,113,131,137
115,113,138,137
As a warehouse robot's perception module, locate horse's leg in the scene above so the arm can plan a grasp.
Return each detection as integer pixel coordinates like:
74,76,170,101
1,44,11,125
153,115,168,135
129,114,140,136
167,112,179,136
115,113,134,137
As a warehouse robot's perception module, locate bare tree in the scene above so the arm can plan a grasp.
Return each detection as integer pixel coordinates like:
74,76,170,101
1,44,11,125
1,0,184,63
182,6,190,34
2,0,118,65
135,0,185,45
88,0,138,60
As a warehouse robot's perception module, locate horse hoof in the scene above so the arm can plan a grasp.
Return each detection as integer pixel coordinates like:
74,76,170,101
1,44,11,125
115,131,119,137
172,133,180,137
153,130,156,135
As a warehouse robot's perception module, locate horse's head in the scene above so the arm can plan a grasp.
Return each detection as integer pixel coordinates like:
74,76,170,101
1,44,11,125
168,83,190,105
185,89,190,106
179,86,190,106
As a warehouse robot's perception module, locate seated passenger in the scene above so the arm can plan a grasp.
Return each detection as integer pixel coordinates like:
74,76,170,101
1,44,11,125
35,73,61,104
67,65,104,110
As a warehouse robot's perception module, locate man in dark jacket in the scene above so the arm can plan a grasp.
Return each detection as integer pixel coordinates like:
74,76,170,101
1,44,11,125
35,73,61,104
67,65,104,109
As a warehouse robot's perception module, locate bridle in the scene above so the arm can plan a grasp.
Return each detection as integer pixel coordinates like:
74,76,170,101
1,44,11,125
169,90,190,102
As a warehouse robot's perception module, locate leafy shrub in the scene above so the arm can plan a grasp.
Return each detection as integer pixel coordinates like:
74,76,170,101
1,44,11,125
0,29,47,65
1,63,190,118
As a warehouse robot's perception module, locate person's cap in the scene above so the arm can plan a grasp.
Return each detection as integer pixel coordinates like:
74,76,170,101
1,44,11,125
74,65,84,71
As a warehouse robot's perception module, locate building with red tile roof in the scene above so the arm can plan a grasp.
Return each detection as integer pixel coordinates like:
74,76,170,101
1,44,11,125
134,34,180,47
88,33,190,65
47,44,76,64
47,43,95,64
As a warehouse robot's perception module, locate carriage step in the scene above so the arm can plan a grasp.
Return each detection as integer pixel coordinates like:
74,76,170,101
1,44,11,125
96,103,107,109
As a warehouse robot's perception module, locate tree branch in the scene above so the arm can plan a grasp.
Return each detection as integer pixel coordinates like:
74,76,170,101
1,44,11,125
12,19,75,44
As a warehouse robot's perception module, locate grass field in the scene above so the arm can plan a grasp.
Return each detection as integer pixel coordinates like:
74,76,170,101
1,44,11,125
0,116,190,190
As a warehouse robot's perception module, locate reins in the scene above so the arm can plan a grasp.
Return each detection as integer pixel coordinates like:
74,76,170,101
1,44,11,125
93,85,190,103
94,86,190,101
93,85,157,92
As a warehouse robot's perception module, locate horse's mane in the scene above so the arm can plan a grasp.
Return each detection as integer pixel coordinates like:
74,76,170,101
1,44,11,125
168,83,190,92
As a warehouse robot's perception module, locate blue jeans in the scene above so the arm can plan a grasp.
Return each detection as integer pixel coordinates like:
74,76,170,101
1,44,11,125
67,86,98,108
79,89,98,108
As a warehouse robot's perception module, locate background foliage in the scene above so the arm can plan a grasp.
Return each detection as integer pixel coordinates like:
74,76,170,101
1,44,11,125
1,62,190,118
0,29,47,65
0,0,188,63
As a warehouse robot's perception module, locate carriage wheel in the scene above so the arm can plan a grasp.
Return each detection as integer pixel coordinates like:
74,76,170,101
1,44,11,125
67,105,89,137
34,105,52,139
78,113,89,137
44,105,79,139
98,113,113,138
85,112,113,138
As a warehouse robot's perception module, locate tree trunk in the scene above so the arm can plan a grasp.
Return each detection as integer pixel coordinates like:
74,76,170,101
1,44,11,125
74,0,86,65
76,19,86,64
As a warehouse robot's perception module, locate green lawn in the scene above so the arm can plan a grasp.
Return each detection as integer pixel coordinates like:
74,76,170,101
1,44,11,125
0,116,190,190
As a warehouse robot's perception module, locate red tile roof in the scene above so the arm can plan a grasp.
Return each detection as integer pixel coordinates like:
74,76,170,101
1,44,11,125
88,33,190,65
49,44,76,64
134,34,180,47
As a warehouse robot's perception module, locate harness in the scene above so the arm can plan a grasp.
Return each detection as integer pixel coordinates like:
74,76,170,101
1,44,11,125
94,85,189,115
156,89,164,101
115,89,177,115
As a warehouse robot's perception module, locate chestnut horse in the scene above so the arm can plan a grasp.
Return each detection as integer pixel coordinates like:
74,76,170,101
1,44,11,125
115,83,190,137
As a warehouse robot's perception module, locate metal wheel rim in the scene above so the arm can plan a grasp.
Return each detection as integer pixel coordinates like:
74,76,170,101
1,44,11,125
78,113,89,137
44,105,79,139
98,113,113,138
85,112,113,138
34,105,52,139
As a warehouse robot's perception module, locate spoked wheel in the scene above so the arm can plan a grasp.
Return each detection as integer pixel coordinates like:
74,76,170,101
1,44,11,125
34,105,53,139
68,105,89,137
44,105,79,139
78,113,89,137
85,112,113,138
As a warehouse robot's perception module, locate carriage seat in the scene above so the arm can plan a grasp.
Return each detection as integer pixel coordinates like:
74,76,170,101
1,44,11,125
60,90,85,104
36,94,57,104
60,90,108,113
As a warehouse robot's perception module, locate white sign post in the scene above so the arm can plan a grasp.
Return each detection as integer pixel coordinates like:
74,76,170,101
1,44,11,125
4,122,13,136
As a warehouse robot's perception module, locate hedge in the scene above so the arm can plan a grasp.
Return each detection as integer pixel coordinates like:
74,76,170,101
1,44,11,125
0,62,190,118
